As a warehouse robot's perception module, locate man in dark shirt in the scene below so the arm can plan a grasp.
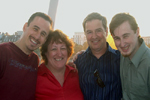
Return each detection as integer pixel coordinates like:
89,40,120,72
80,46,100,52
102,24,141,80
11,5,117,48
0,12,53,100
74,12,122,100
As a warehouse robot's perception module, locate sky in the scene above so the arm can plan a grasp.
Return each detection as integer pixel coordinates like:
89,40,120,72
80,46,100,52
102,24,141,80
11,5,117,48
0,0,150,38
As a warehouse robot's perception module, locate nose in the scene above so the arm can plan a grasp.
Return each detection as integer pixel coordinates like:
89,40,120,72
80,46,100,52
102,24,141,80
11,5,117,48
57,49,62,56
120,39,125,47
92,32,97,38
34,32,41,40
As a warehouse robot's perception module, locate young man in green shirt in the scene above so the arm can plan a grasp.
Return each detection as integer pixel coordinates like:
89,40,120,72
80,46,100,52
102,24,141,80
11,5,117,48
109,13,150,100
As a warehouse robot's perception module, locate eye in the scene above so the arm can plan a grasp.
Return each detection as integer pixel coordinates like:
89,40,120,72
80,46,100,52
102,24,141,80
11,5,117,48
41,32,46,37
34,28,38,32
123,35,129,38
61,47,67,50
96,29,103,33
113,37,120,40
33,26,40,32
51,48,57,51
86,31,92,34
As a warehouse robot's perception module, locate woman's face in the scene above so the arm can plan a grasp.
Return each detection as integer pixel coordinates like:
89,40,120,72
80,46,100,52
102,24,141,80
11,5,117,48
45,41,68,70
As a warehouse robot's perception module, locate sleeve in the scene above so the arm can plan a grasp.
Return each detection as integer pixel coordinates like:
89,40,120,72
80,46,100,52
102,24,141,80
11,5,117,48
74,55,80,70
0,45,6,78
148,66,150,91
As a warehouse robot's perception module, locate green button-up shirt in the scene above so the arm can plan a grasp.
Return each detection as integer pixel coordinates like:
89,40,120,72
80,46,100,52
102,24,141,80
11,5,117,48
120,39,150,100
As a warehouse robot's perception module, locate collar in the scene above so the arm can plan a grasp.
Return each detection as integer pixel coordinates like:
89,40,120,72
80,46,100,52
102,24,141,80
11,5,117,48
38,63,76,76
85,42,118,55
131,38,147,68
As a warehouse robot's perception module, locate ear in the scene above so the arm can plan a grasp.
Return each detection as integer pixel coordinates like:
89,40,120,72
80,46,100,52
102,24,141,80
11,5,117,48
105,27,108,37
136,27,140,37
23,22,28,32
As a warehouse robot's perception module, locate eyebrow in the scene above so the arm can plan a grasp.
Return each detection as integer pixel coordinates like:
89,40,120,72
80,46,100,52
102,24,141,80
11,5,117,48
96,28,103,30
86,30,92,32
112,35,119,39
95,28,103,31
34,25,40,29
123,33,130,36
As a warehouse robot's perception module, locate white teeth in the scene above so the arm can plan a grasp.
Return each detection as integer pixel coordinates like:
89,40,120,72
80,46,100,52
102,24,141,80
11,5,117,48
55,58,62,61
93,40,98,43
31,39,37,44
122,47,129,50
123,47,128,50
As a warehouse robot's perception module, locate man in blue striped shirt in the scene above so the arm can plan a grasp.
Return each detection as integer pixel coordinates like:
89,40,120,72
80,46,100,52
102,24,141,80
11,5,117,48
74,12,122,100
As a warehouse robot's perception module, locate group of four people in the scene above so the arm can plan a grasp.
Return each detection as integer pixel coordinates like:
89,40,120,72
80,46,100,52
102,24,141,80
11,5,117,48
0,11,150,100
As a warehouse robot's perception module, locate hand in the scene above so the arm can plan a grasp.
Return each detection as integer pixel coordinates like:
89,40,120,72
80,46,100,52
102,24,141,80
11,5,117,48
67,62,77,69
72,50,85,62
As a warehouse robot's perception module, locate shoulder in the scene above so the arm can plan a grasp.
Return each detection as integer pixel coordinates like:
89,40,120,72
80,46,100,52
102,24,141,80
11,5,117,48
140,46,150,60
29,52,39,63
114,50,120,56
66,65,78,73
37,63,46,75
66,65,76,70
31,52,39,58
107,43,120,54
74,49,88,65
107,45,120,63
141,48,150,64
0,42,11,48
108,46,120,57
0,42,12,55
77,48,89,59
0,42,18,53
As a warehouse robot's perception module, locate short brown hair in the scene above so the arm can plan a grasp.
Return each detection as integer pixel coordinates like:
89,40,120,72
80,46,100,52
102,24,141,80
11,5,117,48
40,29,74,64
83,12,107,32
27,12,53,29
109,13,138,35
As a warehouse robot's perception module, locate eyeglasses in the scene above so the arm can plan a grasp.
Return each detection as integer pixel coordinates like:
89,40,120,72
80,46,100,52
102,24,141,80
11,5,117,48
94,69,105,88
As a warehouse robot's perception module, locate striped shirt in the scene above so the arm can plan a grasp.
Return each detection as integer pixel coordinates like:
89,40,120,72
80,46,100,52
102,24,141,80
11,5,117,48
75,43,122,100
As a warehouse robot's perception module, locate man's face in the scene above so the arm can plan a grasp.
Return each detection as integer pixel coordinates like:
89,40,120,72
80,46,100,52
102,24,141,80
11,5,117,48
23,16,51,54
112,21,139,59
84,19,108,52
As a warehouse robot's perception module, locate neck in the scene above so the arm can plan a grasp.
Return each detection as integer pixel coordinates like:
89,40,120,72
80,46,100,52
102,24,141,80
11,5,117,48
14,40,32,55
91,44,107,59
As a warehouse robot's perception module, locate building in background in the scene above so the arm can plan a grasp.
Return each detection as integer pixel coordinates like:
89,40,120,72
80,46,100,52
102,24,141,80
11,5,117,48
0,31,23,44
73,32,86,45
142,36,150,45
16,31,23,36
0,31,41,58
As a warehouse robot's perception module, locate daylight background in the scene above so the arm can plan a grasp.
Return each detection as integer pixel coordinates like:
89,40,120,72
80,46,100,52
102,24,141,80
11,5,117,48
0,0,150,38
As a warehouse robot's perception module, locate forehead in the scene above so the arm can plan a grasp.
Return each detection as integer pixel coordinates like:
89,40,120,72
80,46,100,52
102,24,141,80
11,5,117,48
29,16,51,30
113,21,133,36
31,16,48,24
49,41,66,47
85,19,103,30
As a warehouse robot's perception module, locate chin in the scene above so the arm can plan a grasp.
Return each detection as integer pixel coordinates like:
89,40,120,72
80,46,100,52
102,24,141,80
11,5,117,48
121,52,131,57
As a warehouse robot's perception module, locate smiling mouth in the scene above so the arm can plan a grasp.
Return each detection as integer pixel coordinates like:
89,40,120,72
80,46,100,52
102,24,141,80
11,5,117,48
121,46,129,52
92,39,100,44
55,58,63,61
31,39,37,45
93,40,98,43
30,36,40,46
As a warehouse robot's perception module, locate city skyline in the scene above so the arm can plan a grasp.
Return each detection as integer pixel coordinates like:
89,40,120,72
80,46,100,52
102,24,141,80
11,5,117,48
0,0,150,38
